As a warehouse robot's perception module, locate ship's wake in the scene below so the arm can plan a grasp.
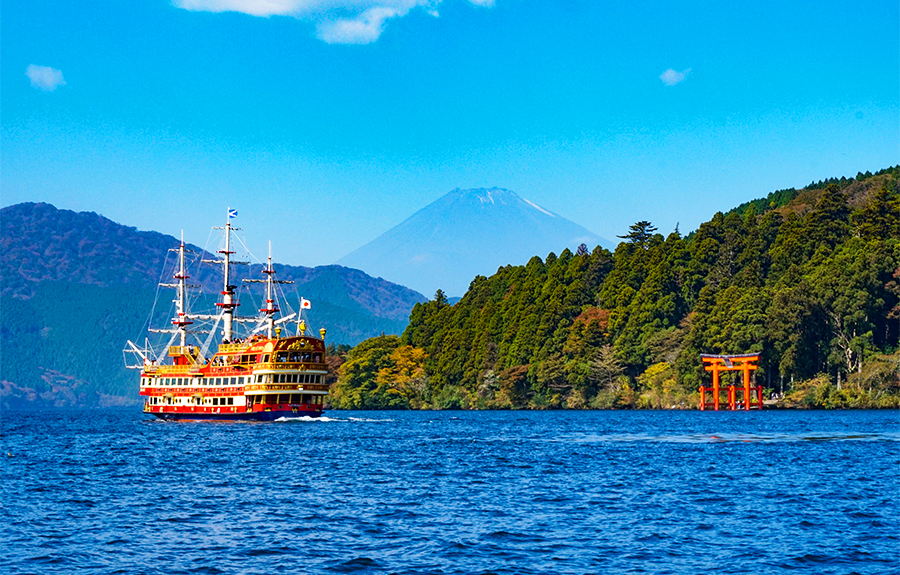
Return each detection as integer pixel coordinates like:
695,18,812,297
274,416,395,423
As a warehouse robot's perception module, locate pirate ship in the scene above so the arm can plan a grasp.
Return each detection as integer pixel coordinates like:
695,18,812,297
124,210,328,420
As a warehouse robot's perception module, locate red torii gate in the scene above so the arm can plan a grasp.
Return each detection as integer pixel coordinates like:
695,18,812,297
699,354,763,411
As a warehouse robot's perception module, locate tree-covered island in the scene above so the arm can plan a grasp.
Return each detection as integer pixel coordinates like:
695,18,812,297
329,168,900,410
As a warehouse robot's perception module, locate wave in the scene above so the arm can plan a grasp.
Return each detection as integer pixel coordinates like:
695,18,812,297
559,432,900,444
273,416,395,423
348,417,395,423
274,415,341,423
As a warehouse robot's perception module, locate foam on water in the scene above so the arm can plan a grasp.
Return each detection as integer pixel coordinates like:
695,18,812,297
273,415,396,423
348,416,396,423
274,415,341,422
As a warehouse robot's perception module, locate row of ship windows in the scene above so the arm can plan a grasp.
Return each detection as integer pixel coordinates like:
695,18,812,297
275,351,323,363
247,394,324,406
149,397,237,406
146,374,323,387
211,351,323,366
269,373,321,384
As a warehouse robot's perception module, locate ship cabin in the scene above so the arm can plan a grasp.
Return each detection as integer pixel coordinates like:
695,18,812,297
140,334,329,418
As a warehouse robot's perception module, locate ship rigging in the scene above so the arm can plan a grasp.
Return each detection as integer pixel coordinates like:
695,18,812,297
124,209,329,420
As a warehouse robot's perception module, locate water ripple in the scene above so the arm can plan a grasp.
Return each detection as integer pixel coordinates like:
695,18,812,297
2,409,898,575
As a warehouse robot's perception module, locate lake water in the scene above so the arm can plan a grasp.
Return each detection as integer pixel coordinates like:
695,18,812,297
2,409,898,574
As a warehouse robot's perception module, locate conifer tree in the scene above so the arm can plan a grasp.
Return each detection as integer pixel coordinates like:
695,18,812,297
617,221,658,248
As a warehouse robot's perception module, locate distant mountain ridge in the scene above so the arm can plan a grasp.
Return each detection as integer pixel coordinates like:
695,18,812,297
1,202,424,321
0,202,426,409
338,187,613,296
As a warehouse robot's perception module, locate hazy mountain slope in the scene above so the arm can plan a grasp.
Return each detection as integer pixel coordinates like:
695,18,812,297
1,202,180,298
1,203,425,320
337,188,613,296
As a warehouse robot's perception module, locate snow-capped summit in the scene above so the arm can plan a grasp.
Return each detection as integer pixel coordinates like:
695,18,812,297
337,187,612,297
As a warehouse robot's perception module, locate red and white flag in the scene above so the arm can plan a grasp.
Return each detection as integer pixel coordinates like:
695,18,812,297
300,298,311,309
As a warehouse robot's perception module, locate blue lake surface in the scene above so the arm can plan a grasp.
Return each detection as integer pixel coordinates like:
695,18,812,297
2,409,898,574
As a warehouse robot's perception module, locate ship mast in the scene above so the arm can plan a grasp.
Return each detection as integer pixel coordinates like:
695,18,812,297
155,231,198,347
173,232,191,347
243,241,293,339
203,208,246,343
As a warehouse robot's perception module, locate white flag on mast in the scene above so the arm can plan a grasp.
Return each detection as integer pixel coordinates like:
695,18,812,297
300,298,311,309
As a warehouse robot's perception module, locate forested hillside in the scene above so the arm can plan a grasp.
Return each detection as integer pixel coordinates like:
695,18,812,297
330,168,900,410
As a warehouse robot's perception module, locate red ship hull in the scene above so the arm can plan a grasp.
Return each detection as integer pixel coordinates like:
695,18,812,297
147,405,324,421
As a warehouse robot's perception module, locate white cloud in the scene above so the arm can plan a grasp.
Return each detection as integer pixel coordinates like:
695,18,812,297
175,0,324,17
317,6,403,44
174,0,492,43
659,68,690,86
26,64,66,91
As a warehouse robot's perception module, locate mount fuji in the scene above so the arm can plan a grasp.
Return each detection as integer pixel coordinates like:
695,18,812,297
337,187,613,297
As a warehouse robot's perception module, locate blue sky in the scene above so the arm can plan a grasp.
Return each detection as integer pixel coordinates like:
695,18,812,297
3,0,897,267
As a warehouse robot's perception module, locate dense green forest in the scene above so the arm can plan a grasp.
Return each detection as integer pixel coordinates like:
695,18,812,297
330,168,900,410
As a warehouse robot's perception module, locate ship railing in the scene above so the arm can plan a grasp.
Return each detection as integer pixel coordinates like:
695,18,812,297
143,364,202,374
151,365,194,375
168,345,205,364
218,343,250,354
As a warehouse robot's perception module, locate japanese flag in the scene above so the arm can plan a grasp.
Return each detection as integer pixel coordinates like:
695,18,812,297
300,298,311,309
